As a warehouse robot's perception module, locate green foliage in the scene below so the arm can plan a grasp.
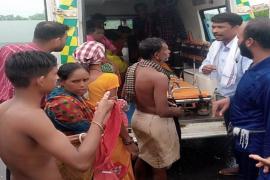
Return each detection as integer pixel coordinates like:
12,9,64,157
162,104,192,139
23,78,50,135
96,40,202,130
0,13,45,21
28,13,45,20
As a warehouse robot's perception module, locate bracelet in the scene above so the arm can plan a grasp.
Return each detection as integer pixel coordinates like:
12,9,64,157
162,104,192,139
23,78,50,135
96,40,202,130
92,121,104,134
79,133,86,144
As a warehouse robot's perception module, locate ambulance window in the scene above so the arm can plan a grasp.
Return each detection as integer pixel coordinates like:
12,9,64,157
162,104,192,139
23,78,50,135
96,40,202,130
105,18,133,29
200,6,227,42
219,7,227,13
0,0,46,47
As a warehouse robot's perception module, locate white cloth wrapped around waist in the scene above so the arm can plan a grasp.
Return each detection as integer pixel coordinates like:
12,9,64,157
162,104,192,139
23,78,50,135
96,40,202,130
233,127,265,149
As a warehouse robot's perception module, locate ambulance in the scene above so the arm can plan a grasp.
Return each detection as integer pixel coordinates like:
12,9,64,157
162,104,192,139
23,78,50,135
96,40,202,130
2,0,269,139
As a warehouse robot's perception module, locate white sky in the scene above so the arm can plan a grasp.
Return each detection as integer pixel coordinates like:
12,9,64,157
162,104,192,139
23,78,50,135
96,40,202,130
0,0,268,18
249,0,269,6
0,0,45,17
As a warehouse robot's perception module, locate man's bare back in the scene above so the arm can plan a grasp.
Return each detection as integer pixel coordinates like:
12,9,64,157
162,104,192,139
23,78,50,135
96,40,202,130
135,66,181,117
0,100,62,180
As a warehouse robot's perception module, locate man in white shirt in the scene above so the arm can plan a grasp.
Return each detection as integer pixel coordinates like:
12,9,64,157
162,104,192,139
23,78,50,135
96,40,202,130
199,13,252,176
200,13,252,98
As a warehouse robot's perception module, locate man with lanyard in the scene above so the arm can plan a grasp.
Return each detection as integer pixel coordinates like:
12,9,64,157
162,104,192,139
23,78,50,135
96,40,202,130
199,13,252,175
199,12,252,103
213,19,270,180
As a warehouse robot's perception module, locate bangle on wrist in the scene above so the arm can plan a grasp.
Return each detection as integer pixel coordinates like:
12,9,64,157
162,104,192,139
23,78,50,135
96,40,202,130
92,121,104,134
79,133,86,144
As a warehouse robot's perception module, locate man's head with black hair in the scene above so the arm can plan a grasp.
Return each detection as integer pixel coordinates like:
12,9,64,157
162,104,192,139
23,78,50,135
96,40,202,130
244,19,270,49
86,20,104,42
238,18,270,60
5,51,57,93
91,13,106,28
211,13,243,27
139,37,170,62
34,21,69,41
33,21,69,52
211,13,242,43
86,20,96,34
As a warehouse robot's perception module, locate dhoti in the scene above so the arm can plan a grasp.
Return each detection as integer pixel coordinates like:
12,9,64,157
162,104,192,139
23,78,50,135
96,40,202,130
131,109,180,168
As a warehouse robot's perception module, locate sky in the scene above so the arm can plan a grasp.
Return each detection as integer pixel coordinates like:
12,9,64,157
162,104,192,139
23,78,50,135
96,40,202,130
0,0,45,17
0,0,269,18
249,0,269,6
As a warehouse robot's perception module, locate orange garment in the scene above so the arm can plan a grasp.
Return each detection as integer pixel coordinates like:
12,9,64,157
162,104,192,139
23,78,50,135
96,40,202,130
93,102,127,180
88,73,120,108
111,100,134,180
111,137,135,180
88,75,134,180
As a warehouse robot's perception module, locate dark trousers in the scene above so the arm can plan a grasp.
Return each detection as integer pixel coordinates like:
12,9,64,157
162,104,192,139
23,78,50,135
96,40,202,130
234,150,259,180
6,168,10,180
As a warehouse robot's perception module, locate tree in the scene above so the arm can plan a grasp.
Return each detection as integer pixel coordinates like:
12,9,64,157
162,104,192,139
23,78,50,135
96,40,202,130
0,13,45,21
28,13,45,20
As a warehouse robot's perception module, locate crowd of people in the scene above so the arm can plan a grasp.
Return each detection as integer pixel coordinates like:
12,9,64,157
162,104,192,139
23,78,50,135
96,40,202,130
1,2,270,180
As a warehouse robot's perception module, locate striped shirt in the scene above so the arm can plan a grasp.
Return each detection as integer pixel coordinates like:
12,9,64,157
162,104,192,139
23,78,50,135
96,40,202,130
0,43,41,103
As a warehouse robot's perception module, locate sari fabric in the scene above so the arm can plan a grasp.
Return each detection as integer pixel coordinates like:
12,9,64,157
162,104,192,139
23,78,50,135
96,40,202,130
93,101,128,180
45,87,93,134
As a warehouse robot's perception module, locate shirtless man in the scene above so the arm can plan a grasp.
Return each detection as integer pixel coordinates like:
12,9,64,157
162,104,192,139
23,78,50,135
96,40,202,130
0,51,114,180
122,37,182,180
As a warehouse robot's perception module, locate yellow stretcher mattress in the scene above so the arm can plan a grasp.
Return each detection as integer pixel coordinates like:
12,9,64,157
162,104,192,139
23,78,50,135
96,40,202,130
170,80,210,100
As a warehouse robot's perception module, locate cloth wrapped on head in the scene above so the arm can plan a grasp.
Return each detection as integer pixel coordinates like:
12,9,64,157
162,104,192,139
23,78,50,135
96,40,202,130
74,41,105,65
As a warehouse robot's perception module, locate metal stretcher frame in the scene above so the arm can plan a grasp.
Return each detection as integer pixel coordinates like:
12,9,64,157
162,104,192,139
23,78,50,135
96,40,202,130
171,90,227,139
175,97,211,104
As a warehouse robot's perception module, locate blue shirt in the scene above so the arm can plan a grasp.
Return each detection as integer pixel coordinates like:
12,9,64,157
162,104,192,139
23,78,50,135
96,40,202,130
199,40,252,97
230,56,270,157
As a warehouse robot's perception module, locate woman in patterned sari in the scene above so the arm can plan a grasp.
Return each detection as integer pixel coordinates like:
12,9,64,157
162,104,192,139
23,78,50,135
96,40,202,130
45,63,93,180
45,63,127,180
45,63,92,135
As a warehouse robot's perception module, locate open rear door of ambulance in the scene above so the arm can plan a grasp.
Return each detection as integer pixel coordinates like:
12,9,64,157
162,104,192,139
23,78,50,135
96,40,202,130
45,0,84,64
229,0,270,20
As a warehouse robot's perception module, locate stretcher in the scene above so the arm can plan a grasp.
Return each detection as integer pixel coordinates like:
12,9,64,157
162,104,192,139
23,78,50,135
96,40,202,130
167,78,227,139
168,79,212,115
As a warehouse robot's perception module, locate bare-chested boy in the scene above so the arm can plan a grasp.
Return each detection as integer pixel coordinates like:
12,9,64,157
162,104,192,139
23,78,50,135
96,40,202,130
0,51,114,180
122,37,183,180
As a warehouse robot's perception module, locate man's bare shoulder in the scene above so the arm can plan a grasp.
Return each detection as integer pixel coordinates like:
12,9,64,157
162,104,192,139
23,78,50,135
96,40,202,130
0,100,12,114
148,69,168,83
139,67,168,80
16,108,50,128
0,102,51,131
